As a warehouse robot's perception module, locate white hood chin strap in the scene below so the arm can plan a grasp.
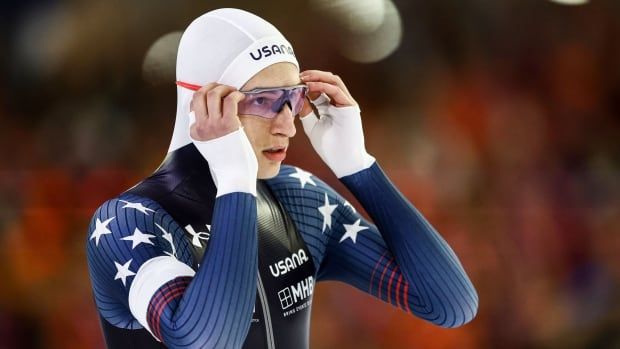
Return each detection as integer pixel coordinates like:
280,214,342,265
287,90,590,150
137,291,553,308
168,8,299,153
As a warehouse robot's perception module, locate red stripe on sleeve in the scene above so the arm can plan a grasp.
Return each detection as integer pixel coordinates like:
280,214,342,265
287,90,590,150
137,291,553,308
403,282,412,313
394,274,403,309
147,277,192,341
386,266,399,306
378,258,394,301
369,251,388,296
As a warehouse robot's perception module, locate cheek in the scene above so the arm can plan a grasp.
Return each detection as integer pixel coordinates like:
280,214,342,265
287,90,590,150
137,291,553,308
238,116,251,131
241,119,269,173
239,117,256,143
239,116,269,148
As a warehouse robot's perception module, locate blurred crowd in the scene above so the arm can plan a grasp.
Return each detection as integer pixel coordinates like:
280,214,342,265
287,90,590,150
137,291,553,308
1,0,619,348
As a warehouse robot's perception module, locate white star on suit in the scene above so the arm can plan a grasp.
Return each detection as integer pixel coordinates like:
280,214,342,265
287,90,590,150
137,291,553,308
339,219,368,244
114,259,136,286
156,223,176,257
120,200,155,215
121,228,156,249
318,193,338,233
289,168,316,189
90,217,115,246
344,200,357,213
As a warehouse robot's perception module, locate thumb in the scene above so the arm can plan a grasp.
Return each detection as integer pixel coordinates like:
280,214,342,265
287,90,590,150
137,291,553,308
308,91,321,101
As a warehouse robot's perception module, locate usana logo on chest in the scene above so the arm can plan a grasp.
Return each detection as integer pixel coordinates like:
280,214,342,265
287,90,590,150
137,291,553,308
269,249,309,278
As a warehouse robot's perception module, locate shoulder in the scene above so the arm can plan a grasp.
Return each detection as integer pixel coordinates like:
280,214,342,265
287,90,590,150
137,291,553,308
88,193,164,242
266,165,358,218
86,192,194,293
267,165,336,200
86,194,190,329
86,193,189,267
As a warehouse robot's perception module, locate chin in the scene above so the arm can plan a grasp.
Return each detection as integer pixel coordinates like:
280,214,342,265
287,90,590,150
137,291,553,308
257,164,281,179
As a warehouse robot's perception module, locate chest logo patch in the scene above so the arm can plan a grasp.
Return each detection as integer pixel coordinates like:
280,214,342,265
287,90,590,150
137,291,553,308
278,276,314,314
269,249,309,278
184,224,211,248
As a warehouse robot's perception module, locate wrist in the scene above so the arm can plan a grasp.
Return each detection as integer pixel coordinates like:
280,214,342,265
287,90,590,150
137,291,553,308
331,152,376,178
192,127,258,197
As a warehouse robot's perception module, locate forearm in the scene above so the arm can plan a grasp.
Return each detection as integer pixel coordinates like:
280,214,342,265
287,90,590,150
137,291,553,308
340,163,478,327
139,193,258,348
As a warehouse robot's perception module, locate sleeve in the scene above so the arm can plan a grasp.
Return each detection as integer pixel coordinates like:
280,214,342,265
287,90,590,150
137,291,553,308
317,163,478,328
86,192,258,349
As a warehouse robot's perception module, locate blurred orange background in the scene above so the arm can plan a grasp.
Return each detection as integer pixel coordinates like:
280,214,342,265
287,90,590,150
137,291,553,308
0,0,619,348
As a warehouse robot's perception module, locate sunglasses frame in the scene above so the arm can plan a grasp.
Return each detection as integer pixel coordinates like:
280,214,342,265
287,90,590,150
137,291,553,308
239,84,308,118
175,81,307,96
241,84,308,95
176,81,308,118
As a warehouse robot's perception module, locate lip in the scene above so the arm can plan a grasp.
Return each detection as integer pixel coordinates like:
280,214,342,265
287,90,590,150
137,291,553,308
262,146,287,162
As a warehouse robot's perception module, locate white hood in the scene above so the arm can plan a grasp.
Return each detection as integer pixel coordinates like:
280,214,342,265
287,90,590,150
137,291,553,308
169,8,300,153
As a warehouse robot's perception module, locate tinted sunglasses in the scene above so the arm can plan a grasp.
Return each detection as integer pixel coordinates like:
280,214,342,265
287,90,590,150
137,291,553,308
176,81,308,119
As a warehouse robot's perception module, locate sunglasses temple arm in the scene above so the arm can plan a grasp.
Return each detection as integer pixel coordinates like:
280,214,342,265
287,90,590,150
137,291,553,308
176,81,202,91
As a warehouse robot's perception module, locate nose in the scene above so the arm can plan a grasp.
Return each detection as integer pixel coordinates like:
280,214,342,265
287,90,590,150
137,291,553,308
270,104,296,138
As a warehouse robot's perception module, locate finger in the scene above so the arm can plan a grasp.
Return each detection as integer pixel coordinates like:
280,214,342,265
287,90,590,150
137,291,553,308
191,92,208,120
222,91,245,121
306,81,354,107
206,85,236,119
190,82,217,120
307,90,322,102
300,70,353,99
196,82,219,94
309,93,330,107
300,69,335,79
300,70,338,84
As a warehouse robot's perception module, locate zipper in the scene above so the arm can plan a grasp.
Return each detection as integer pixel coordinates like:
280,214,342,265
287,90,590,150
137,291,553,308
257,273,276,349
